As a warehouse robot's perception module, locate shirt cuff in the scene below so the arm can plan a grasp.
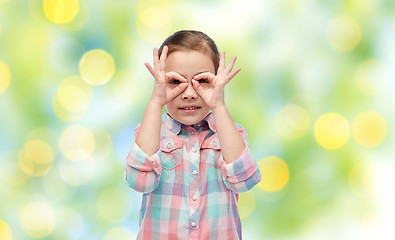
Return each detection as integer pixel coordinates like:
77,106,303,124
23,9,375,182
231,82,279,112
126,142,162,175
220,145,258,183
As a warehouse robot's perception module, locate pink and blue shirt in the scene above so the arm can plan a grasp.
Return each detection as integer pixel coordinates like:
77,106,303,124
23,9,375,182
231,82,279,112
124,113,261,240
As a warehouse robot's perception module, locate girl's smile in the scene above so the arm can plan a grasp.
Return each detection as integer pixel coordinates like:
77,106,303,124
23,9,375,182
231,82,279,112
178,105,201,112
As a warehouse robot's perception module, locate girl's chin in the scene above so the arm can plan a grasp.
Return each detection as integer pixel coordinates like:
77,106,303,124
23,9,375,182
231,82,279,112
173,115,207,125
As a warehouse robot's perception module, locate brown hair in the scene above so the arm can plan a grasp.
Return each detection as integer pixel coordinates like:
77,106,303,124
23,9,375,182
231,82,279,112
158,30,220,73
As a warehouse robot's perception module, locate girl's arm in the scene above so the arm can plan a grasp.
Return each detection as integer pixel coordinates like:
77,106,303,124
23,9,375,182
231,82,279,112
211,105,245,163
124,47,187,193
192,52,262,192
192,52,244,163
136,46,188,156
135,100,163,157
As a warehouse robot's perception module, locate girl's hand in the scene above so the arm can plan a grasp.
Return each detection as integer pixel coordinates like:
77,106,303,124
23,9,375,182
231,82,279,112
192,52,241,110
144,46,188,107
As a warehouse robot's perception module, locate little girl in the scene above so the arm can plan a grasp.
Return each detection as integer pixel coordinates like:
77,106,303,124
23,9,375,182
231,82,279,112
125,30,261,240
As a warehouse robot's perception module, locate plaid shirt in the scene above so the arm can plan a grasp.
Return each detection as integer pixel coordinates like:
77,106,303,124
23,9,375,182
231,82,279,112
125,113,261,240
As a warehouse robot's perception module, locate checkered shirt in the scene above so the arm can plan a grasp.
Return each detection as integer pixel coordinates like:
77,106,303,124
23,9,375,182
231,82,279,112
125,113,261,240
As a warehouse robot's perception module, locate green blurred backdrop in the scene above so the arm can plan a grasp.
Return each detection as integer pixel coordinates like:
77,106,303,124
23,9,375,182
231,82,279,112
1,0,395,239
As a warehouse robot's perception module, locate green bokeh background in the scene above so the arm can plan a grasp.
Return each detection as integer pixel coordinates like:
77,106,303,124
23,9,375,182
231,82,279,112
1,0,395,239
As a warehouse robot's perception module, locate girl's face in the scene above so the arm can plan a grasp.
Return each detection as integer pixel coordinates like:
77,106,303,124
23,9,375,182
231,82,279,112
165,50,215,125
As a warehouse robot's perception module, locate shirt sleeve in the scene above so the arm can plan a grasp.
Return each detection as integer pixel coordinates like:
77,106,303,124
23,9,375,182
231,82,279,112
219,125,261,193
124,124,162,193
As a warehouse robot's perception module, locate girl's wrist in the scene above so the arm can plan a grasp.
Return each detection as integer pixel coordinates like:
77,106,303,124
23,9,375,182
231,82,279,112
211,102,227,114
148,97,165,110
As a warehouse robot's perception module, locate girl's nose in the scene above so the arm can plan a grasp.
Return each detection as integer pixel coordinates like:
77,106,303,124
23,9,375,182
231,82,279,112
181,82,197,100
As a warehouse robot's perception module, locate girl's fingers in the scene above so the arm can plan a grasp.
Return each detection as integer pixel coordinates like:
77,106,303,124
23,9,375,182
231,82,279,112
166,71,188,83
144,62,156,77
227,68,241,83
192,79,210,98
225,56,237,73
168,82,188,100
191,79,204,95
219,52,226,70
153,48,160,68
159,46,168,70
193,72,215,82
174,82,188,93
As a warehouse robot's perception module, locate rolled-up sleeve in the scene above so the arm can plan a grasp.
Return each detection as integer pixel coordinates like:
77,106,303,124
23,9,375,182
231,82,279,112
124,126,162,193
220,126,261,193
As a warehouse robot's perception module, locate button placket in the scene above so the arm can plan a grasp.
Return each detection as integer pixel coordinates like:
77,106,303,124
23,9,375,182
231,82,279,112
188,137,200,235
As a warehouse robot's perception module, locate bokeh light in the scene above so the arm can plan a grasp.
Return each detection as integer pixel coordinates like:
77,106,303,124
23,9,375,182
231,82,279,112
58,157,95,186
97,187,132,223
314,113,350,150
274,104,310,140
237,190,256,220
18,140,54,177
52,207,85,240
25,127,59,152
326,16,361,52
355,59,390,95
59,125,95,161
257,156,290,192
348,162,373,198
0,219,12,240
1,0,395,239
43,0,80,24
56,77,92,112
52,76,93,122
43,167,76,200
0,61,10,95
19,201,56,238
352,111,387,147
79,49,115,86
0,151,30,197
90,128,113,162
103,227,137,240
136,0,172,43
48,37,85,74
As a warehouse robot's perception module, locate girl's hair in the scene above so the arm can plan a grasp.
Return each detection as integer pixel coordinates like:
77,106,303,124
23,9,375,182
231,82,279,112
158,30,220,72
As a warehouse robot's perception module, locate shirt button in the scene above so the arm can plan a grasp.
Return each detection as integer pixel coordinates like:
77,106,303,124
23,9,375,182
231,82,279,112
192,195,197,201
167,143,172,149
191,147,197,153
190,132,194,135
192,170,198,175
191,221,197,227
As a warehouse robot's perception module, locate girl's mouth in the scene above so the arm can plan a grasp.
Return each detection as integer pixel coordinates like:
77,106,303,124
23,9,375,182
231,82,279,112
179,106,201,112
179,106,201,110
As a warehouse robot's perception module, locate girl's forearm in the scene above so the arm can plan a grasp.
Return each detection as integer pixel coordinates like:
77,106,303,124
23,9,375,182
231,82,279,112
211,105,246,164
135,100,163,157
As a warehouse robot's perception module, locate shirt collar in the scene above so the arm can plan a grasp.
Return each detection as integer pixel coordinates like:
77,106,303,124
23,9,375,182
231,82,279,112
162,112,217,135
203,112,216,132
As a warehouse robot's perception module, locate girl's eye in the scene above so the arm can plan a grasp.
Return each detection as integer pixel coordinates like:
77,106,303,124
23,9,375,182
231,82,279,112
170,79,181,85
198,79,208,84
